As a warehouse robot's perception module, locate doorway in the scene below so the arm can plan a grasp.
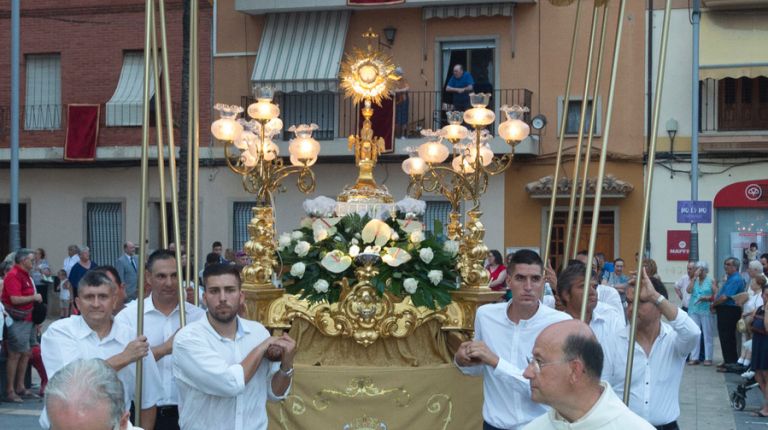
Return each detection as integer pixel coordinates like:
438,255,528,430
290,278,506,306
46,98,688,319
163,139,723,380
546,210,616,271
438,40,496,127
0,203,28,258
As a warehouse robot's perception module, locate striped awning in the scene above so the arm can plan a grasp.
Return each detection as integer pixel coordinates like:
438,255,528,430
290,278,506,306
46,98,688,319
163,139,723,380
423,3,515,20
700,11,768,80
106,52,157,126
251,11,350,93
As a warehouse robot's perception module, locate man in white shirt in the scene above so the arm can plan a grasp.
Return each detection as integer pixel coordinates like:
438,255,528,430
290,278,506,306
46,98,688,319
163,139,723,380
555,261,626,387
62,244,80,277
40,270,161,429
45,358,142,430
605,269,700,429
173,263,296,430
455,249,570,430
674,260,695,311
116,249,205,430
522,320,653,430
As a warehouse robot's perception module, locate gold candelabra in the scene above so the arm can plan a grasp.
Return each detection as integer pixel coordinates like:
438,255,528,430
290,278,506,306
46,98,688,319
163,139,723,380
211,87,322,320
403,97,530,329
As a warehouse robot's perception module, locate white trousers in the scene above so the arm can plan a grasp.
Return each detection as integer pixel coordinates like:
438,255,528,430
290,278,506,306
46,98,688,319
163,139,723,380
690,312,715,361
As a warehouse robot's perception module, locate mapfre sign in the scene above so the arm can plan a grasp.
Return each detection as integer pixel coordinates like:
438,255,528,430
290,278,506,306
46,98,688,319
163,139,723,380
667,230,691,261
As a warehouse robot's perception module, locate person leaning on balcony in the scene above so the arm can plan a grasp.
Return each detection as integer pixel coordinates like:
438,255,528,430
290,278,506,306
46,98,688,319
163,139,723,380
445,64,474,111
454,249,570,430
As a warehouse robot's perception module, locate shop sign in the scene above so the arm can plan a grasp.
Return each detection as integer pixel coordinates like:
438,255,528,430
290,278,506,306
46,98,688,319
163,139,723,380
714,180,768,208
677,200,712,224
667,230,691,261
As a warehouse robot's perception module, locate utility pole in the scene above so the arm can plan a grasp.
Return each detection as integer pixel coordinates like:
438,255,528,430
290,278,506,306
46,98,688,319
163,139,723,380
9,0,21,251
690,0,701,261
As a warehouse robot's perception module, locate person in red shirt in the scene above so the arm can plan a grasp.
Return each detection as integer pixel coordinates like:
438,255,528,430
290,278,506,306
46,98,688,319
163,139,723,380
1,248,43,403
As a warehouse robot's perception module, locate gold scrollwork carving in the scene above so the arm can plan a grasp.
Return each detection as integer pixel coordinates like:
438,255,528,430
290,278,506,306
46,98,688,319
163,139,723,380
313,377,411,411
426,394,454,430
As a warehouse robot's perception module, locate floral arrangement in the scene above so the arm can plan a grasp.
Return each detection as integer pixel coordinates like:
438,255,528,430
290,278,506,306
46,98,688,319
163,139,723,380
279,197,460,310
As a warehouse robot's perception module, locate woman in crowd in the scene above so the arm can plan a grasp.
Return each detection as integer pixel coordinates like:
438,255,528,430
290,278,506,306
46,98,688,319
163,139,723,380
30,248,52,306
687,260,717,366
485,250,507,294
748,283,768,417
67,246,95,302
738,261,768,370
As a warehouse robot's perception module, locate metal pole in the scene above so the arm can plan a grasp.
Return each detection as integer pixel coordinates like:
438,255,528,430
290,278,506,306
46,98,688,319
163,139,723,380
9,0,21,251
157,0,187,326
624,0,673,404
192,0,201,306
543,0,582,270
151,6,169,249
563,3,600,265
690,0,701,262
578,3,610,321
134,0,154,425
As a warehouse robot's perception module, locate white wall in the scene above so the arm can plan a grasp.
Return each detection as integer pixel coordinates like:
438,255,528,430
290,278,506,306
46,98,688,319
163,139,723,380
649,161,768,283
0,161,506,270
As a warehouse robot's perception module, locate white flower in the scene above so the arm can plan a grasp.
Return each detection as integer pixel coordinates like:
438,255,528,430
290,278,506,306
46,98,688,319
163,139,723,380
363,246,381,255
443,240,459,257
395,197,427,216
313,279,329,293
390,231,399,241
291,231,304,240
419,248,434,264
382,247,411,267
428,270,443,286
299,217,313,229
290,262,306,279
278,233,292,250
303,196,337,217
320,250,352,273
349,245,360,258
409,230,424,244
314,227,330,242
294,241,311,257
403,278,419,294
351,238,359,245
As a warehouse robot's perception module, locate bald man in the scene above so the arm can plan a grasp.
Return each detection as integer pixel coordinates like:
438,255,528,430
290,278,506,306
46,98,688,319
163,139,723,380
523,320,653,429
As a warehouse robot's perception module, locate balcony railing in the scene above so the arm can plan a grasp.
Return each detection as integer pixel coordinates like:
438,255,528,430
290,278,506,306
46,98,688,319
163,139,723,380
241,89,533,141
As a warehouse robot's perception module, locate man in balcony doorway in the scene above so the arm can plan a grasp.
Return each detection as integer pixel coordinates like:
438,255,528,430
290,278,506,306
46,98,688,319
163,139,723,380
446,64,474,112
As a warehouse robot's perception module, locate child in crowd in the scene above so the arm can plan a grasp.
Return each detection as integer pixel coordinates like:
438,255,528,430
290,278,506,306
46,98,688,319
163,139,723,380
57,269,71,318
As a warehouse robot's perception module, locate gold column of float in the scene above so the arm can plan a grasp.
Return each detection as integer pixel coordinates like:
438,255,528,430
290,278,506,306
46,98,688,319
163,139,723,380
156,0,186,327
134,0,154,425
542,0,582,270
578,3,610,321
624,0,673,404
563,3,600,266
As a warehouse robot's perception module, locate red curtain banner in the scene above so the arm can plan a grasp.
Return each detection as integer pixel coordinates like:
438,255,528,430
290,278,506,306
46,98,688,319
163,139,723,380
64,104,100,161
358,98,395,153
348,0,404,5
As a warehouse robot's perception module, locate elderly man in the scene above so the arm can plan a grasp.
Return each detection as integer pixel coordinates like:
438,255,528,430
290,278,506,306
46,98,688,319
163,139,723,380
605,269,700,429
173,263,295,430
1,248,43,403
115,241,139,302
445,64,475,111
715,257,746,367
455,249,570,430
40,271,161,429
62,244,80,277
555,262,625,386
522,320,653,429
117,249,205,430
674,260,696,313
45,358,140,430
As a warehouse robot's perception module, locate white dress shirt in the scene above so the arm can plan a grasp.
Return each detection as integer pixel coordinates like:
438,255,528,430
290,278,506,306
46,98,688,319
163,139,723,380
62,254,80,276
457,301,571,429
674,275,692,309
523,382,654,430
597,284,624,316
173,315,290,430
589,302,626,387
743,288,764,316
115,295,205,407
606,310,700,425
40,316,162,428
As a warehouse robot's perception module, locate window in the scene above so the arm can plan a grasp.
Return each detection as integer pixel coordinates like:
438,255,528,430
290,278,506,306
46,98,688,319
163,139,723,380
557,97,601,136
438,40,496,127
423,201,453,237
86,203,123,266
275,92,336,141
233,202,253,252
718,77,768,131
0,203,27,259
106,51,157,126
25,54,61,130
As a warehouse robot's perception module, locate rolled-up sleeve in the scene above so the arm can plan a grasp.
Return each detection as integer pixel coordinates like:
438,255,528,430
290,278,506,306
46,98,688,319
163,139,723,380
669,309,701,356
267,361,291,401
173,332,246,398
140,350,163,409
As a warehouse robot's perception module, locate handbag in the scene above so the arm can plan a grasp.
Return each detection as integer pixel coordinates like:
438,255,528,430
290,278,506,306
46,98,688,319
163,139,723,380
6,306,31,321
32,301,47,325
737,318,747,334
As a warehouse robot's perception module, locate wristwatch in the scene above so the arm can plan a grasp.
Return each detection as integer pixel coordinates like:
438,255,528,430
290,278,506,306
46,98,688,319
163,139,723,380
279,367,294,377
655,295,666,306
